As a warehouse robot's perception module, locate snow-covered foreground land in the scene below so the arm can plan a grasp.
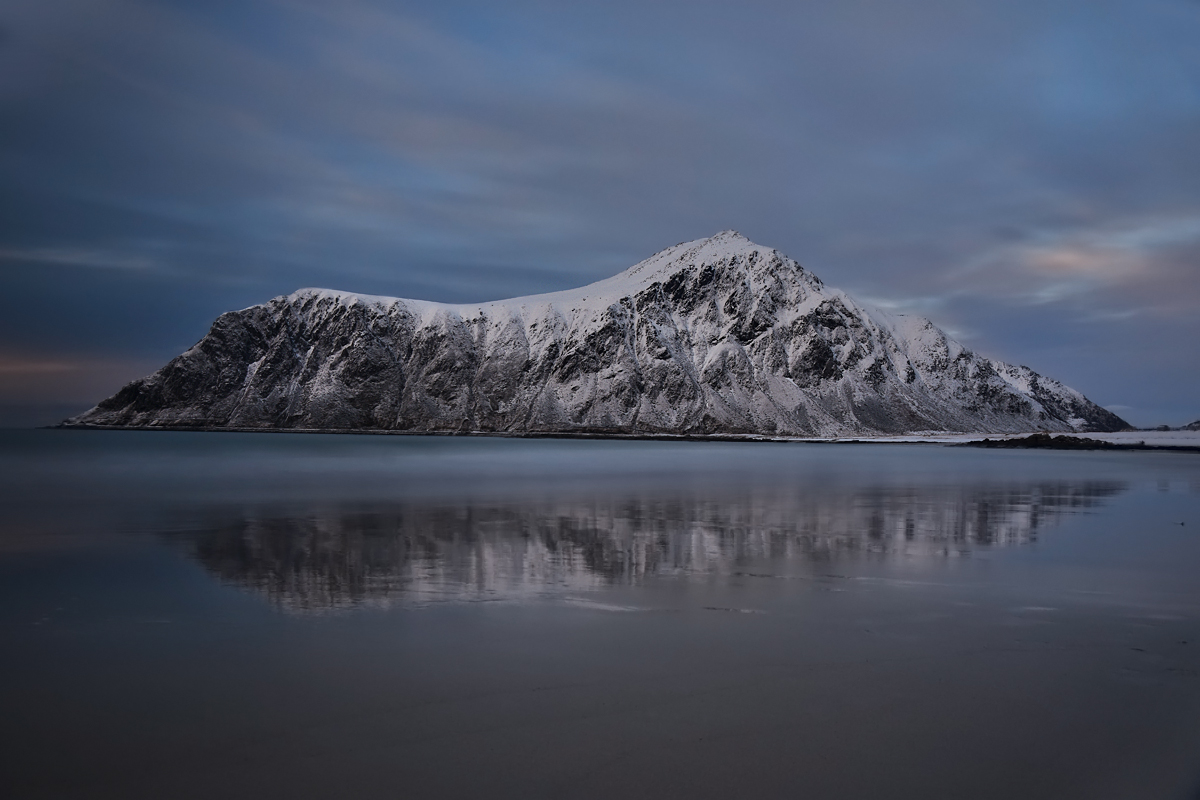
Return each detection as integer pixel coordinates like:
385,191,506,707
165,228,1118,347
785,430,1200,448
1051,430,1200,448
69,231,1127,436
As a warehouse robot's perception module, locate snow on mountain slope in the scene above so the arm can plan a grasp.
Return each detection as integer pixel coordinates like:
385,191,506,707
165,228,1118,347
66,231,1128,435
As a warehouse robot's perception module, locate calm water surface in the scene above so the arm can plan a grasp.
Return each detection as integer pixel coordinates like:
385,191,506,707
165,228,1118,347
2,430,1199,799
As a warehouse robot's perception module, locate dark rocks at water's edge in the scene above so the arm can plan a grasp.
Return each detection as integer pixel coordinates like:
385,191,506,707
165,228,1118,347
63,231,1130,437
962,434,1121,450
960,433,1200,453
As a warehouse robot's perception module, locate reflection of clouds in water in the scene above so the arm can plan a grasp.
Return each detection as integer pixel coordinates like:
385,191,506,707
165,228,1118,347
182,481,1126,612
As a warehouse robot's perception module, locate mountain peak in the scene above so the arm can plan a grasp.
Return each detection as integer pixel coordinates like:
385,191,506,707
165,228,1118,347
693,229,760,253
608,230,803,291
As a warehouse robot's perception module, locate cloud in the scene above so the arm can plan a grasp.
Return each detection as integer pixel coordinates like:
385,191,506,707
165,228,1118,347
1013,217,1200,286
0,247,158,271
1,0,1199,424
945,214,1200,317
0,355,80,374
0,348,161,410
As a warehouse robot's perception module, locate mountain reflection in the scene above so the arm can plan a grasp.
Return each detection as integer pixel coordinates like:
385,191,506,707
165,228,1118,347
181,481,1126,611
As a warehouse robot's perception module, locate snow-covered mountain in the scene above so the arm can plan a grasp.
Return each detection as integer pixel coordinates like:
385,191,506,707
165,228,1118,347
67,231,1128,435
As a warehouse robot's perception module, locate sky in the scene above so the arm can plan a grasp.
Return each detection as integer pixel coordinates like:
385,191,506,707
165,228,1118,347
1,0,1198,428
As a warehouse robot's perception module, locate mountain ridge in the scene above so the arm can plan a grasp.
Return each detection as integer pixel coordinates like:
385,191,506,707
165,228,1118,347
65,231,1128,436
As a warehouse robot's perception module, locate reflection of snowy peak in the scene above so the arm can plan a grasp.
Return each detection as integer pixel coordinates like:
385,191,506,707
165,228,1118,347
70,231,1127,435
185,480,1126,612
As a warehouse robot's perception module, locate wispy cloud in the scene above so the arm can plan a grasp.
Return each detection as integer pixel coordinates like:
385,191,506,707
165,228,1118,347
0,350,161,408
0,247,158,271
947,214,1200,316
0,355,80,374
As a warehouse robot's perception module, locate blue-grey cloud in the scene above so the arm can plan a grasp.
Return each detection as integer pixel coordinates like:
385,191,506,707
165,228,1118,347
1,0,1198,426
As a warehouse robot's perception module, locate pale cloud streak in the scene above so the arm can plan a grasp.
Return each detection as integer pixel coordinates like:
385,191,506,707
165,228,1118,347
0,247,159,271
947,215,1200,317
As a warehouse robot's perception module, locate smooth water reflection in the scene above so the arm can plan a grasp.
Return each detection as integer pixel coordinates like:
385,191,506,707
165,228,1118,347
183,481,1126,611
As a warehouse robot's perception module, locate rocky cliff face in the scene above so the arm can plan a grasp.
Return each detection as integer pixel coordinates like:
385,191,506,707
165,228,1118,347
67,231,1128,435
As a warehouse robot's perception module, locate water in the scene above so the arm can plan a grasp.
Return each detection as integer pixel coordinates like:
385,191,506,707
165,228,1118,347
2,429,1199,799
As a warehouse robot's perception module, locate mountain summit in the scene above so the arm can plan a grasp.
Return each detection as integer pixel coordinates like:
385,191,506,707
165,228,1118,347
66,232,1127,436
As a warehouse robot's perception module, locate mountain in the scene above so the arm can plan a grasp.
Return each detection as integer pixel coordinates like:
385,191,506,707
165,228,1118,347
1184,420,1200,431
65,231,1128,436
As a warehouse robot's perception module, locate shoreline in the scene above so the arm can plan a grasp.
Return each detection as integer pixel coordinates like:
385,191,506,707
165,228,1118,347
46,423,1200,451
